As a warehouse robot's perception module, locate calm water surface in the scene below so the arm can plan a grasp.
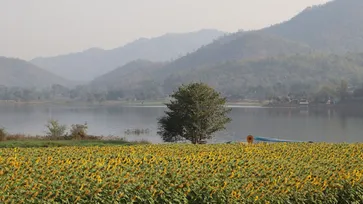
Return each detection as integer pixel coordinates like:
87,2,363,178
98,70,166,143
0,104,362,143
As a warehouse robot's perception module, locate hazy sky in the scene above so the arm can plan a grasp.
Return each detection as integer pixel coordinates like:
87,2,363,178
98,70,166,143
1,0,331,60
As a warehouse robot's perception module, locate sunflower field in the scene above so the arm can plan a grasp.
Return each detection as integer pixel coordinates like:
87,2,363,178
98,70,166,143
0,143,363,203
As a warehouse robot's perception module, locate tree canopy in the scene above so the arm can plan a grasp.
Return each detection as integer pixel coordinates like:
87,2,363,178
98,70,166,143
158,83,231,144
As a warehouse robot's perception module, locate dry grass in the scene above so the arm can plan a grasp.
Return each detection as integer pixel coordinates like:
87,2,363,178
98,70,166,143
0,133,148,142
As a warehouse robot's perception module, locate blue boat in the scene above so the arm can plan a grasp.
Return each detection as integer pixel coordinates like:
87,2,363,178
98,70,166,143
254,136,304,143
226,136,313,144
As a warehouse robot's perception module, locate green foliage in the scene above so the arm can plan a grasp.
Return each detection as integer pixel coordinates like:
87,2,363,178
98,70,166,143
312,80,352,103
45,120,67,138
0,127,6,141
158,83,231,144
313,86,338,103
70,123,88,140
162,53,363,100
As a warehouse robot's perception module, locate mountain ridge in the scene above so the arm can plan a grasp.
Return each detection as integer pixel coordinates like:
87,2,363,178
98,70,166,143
89,0,363,99
0,57,71,88
30,29,225,81
263,0,363,53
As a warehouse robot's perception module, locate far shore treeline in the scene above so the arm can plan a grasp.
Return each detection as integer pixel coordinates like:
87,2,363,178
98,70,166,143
1,78,363,106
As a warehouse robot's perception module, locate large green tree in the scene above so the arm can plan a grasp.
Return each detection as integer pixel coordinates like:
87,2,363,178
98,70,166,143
158,83,231,144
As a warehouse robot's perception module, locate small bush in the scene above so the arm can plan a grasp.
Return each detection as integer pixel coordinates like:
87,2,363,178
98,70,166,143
81,135,103,140
45,120,67,138
130,139,152,145
70,123,88,140
124,128,150,135
0,127,7,141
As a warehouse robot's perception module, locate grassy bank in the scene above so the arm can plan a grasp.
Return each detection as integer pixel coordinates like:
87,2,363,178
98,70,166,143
0,126,150,148
0,139,149,148
1,143,362,203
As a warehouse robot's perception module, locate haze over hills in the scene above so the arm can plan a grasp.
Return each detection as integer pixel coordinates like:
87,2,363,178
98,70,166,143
161,53,363,98
31,29,225,81
153,32,312,79
92,60,165,90
90,32,314,94
263,0,363,53
157,0,363,78
91,53,363,100
3,0,363,101
0,57,70,88
88,0,363,100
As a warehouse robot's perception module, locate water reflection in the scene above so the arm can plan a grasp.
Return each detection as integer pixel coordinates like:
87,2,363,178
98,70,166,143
0,104,362,143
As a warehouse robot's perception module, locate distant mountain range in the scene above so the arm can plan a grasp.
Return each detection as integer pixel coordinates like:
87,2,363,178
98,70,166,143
30,29,225,81
90,0,363,99
0,57,70,88
2,0,363,100
153,32,312,80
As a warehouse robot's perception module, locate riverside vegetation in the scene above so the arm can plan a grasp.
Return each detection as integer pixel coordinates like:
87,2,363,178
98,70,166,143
0,120,149,148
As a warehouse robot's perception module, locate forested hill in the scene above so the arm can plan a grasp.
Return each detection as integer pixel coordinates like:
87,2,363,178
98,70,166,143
263,0,363,53
162,0,363,77
0,57,70,88
89,53,363,100
31,29,225,81
154,32,312,79
159,53,363,99
91,60,165,89
89,0,363,100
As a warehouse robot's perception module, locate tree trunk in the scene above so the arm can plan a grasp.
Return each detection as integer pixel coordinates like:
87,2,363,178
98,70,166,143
191,137,197,144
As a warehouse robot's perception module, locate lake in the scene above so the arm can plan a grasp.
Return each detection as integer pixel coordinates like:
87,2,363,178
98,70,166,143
0,104,362,143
